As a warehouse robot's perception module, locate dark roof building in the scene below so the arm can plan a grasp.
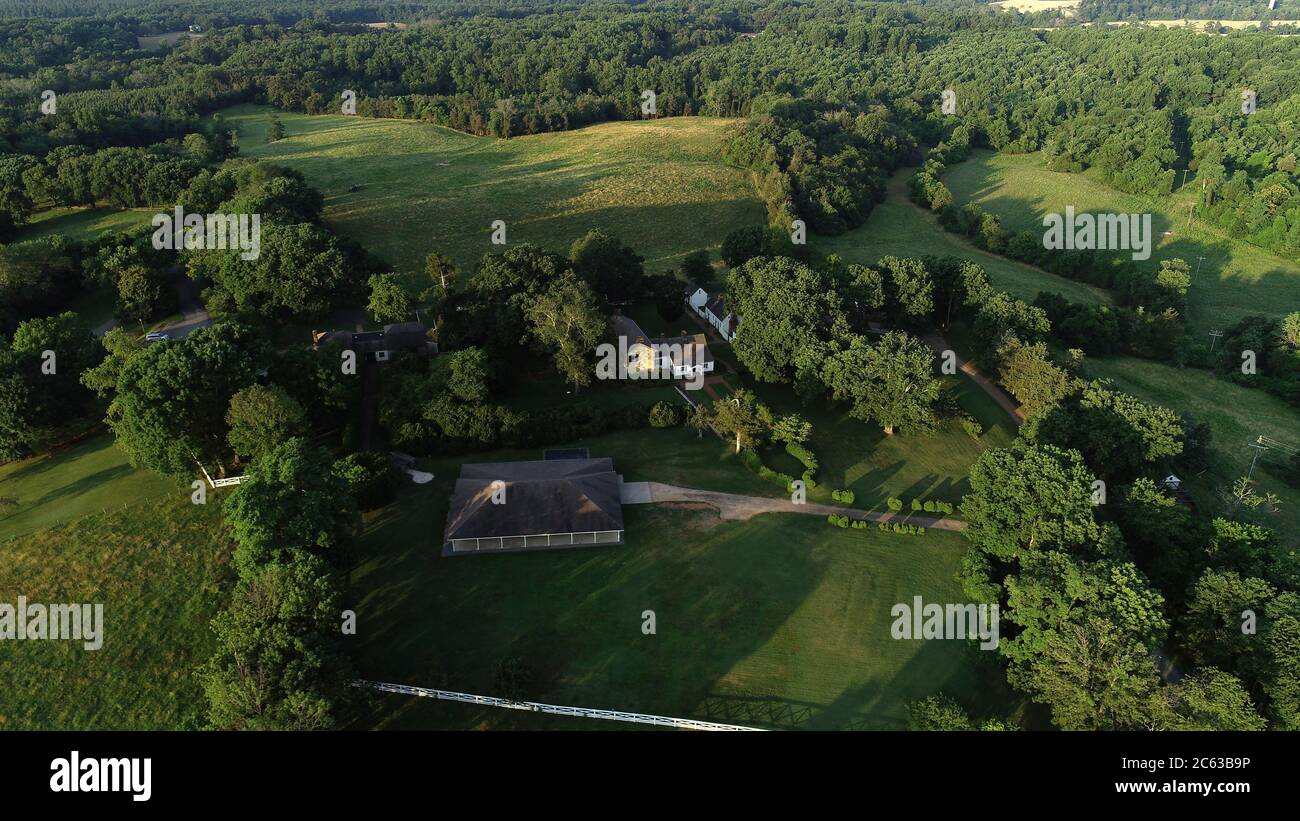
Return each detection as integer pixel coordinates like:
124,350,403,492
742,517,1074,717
442,458,625,555
312,321,437,360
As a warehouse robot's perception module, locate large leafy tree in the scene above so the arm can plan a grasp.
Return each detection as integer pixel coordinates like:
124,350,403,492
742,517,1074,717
524,272,606,390
822,331,939,435
568,229,644,304
226,384,308,463
961,443,1102,564
223,436,358,573
201,552,355,730
107,322,266,476
727,255,846,383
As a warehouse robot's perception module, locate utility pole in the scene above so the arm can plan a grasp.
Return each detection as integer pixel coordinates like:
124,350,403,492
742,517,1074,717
1194,255,1207,281
1208,329,1223,352
1247,436,1267,480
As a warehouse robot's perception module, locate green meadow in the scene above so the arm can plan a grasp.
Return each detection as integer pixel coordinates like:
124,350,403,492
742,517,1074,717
0,499,229,730
1085,356,1300,537
20,206,154,242
216,104,766,285
350,426,1027,731
0,434,177,543
813,168,1110,307
943,149,1300,338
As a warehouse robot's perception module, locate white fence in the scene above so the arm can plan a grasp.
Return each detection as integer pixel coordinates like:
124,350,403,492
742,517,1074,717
357,679,766,731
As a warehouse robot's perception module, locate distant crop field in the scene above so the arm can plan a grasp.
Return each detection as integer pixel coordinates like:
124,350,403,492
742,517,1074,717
942,149,1300,338
216,104,766,287
991,1,1078,14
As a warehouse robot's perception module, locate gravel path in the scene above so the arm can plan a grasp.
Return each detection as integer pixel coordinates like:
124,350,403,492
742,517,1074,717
633,482,966,532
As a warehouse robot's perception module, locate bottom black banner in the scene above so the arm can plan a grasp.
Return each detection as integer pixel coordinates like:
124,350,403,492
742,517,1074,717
4,730,1282,808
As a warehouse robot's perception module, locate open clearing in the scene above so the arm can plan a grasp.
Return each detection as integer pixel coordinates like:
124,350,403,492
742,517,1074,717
0,500,229,729
20,207,154,243
813,168,1110,307
0,434,176,543
943,149,1300,338
350,426,1026,730
217,104,765,286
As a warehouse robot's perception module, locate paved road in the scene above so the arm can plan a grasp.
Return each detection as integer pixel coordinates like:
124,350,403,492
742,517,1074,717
154,273,212,339
622,481,965,531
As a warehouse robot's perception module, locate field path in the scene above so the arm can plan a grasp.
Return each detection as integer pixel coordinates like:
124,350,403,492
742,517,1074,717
623,481,966,531
922,331,1024,425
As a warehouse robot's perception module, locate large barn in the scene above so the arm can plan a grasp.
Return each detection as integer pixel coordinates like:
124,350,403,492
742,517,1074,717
442,458,625,555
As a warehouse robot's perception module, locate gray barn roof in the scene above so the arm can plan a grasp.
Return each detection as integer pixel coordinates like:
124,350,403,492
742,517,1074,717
444,458,624,543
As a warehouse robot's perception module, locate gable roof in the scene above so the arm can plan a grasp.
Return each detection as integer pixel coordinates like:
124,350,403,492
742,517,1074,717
444,458,624,542
705,294,728,318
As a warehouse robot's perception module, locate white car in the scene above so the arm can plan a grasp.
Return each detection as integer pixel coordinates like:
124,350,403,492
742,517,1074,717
144,331,171,343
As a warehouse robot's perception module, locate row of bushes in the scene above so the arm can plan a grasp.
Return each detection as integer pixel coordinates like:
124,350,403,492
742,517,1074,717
879,521,926,536
827,514,871,529
886,497,955,515
831,488,856,505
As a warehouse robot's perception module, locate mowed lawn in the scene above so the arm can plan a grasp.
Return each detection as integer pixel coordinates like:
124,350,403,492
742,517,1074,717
0,434,177,543
943,150,1300,338
0,500,230,730
350,432,1023,729
1086,356,1300,537
217,104,766,283
813,168,1109,307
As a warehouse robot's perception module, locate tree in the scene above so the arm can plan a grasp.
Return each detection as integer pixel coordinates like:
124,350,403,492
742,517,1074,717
81,327,143,399
367,273,411,324
201,553,354,730
771,413,812,445
223,437,358,573
727,255,846,383
720,226,767,268
332,451,401,511
1163,669,1267,731
680,249,712,282
0,312,100,459
108,322,266,476
226,384,308,462
822,332,940,435
686,401,713,440
116,263,166,324
907,694,973,730
995,337,1074,417
524,272,606,390
961,443,1102,563
423,252,458,298
710,388,770,453
568,229,644,304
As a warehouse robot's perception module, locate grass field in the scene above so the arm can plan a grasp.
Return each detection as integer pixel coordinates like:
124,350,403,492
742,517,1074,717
0,499,230,730
943,150,1300,338
813,168,1111,307
216,104,765,286
20,207,154,242
0,434,178,543
350,429,1025,730
1085,356,1300,536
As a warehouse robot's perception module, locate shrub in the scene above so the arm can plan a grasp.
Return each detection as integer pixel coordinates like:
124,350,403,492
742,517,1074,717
648,400,685,428
911,498,923,512
923,500,936,513
831,489,856,505
887,497,903,512
961,415,983,440
827,514,849,528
